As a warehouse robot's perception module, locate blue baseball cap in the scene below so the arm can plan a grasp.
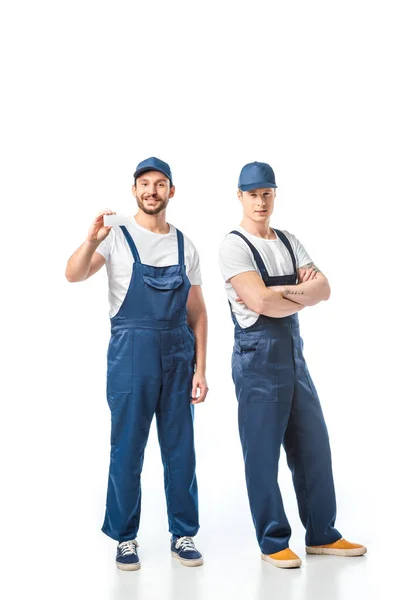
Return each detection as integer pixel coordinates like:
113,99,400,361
238,161,277,191
133,157,173,185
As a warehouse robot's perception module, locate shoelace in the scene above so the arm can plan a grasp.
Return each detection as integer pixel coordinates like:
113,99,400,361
175,536,196,552
118,540,138,556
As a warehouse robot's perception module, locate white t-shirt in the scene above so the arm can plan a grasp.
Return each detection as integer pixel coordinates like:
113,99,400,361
219,225,312,328
96,218,202,318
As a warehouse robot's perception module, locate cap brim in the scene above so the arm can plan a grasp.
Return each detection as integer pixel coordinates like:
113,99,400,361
239,181,277,191
134,167,172,184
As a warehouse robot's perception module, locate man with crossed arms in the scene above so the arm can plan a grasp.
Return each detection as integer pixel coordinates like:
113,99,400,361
219,161,366,568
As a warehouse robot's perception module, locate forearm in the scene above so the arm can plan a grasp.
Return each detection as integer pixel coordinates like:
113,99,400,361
188,309,207,373
66,240,100,282
278,279,330,307
259,292,305,318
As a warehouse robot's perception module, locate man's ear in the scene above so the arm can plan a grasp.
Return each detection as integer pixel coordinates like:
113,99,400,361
132,184,136,194
169,185,176,199
237,189,243,202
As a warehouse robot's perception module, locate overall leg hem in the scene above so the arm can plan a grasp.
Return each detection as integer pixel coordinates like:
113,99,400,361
101,525,138,542
170,526,200,538
260,541,292,555
305,530,342,547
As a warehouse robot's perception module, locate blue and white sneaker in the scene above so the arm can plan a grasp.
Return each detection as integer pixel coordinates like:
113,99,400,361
171,536,203,567
116,539,140,571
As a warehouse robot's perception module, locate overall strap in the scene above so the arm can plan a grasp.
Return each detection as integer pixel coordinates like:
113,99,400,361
273,229,297,273
229,230,270,281
176,229,185,266
120,226,141,263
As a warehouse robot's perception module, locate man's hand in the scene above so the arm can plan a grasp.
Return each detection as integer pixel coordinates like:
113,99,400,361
87,209,116,244
191,371,209,405
298,265,319,283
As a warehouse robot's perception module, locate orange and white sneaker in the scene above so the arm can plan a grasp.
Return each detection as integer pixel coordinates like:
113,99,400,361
261,548,302,568
306,538,367,557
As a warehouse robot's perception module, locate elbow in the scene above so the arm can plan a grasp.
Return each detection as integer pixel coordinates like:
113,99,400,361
254,293,273,315
65,270,83,283
188,308,207,328
65,261,75,282
322,282,331,301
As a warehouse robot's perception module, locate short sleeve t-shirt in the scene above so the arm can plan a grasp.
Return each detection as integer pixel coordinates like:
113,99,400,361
219,225,312,328
96,217,202,318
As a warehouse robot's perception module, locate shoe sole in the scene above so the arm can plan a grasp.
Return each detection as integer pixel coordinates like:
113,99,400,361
171,551,204,567
116,561,141,571
261,554,302,569
305,546,367,557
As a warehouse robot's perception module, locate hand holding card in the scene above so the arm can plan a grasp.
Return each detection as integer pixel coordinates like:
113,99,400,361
103,214,129,227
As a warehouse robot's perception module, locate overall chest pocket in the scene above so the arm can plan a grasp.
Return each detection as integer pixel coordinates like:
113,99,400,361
142,274,184,321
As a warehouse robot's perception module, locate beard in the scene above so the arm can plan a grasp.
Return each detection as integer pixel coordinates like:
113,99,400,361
136,194,168,215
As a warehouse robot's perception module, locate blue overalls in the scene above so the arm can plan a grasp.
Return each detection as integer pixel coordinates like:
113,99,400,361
230,229,341,555
101,226,199,542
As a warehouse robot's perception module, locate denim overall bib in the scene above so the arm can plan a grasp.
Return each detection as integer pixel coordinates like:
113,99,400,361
101,225,199,541
230,229,341,554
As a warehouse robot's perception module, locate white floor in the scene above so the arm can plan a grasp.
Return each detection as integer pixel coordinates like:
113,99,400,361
7,437,391,600
20,528,385,600
95,541,375,600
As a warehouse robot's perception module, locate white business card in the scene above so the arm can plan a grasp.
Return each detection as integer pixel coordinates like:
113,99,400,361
103,214,129,226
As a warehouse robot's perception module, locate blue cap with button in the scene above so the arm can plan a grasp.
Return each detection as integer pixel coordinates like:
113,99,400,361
133,157,173,185
238,161,277,191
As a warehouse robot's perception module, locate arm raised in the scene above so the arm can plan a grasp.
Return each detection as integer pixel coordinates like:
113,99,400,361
65,209,114,282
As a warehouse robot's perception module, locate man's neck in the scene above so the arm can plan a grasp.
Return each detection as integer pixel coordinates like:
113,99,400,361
134,211,170,234
239,217,276,239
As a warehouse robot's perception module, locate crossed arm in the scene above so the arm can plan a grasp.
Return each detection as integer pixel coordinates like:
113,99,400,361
272,263,331,307
230,263,330,318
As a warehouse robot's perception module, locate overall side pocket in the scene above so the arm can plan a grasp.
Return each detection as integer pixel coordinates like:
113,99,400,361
106,330,134,394
299,336,318,397
181,325,196,368
241,336,279,403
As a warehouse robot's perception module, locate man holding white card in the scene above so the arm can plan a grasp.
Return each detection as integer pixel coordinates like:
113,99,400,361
66,157,208,570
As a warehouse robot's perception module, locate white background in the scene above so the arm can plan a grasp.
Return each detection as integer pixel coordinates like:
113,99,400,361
1,1,399,599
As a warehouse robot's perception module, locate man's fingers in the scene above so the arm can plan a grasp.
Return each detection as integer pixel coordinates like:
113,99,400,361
307,269,318,281
191,396,206,404
298,269,306,283
302,269,315,282
93,210,116,227
191,385,208,404
96,209,116,218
